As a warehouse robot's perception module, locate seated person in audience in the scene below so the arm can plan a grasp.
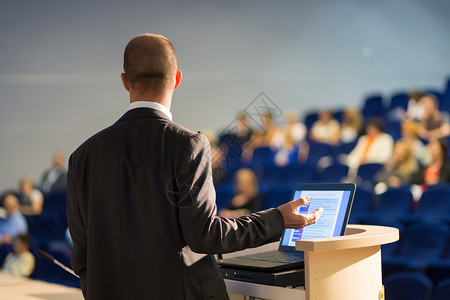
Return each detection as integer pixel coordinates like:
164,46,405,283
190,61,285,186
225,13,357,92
340,106,363,143
310,109,340,145
2,234,35,278
219,112,253,155
0,194,28,245
242,110,278,162
219,168,261,218
375,141,418,190
411,138,450,186
418,95,450,140
18,177,44,215
39,150,68,193
405,89,424,122
401,120,430,165
272,111,308,166
346,118,394,171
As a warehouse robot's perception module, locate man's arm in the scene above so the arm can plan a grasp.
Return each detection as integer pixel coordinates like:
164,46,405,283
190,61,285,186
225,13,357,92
176,133,322,254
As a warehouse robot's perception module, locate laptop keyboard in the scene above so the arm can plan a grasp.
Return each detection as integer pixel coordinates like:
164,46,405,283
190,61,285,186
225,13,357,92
238,251,303,264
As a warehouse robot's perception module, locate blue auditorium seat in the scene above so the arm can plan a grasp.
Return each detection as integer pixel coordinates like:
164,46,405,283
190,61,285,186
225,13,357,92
388,93,409,111
250,146,273,169
315,163,349,183
279,163,316,185
306,142,333,166
362,188,413,222
332,141,357,158
348,188,373,224
404,186,450,223
383,222,449,275
262,186,293,209
428,242,450,284
356,163,383,184
434,278,450,300
303,111,318,129
384,272,433,300
361,94,386,119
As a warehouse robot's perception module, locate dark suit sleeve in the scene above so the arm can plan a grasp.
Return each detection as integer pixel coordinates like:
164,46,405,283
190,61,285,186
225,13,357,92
176,133,284,254
66,154,87,294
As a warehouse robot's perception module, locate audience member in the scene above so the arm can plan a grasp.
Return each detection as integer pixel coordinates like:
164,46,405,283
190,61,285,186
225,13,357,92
39,150,68,193
405,89,424,122
346,118,394,171
2,234,35,277
272,111,308,166
411,138,450,186
374,141,418,190
310,109,340,145
18,177,44,215
219,168,262,218
418,95,450,140
340,107,363,143
242,110,278,162
401,120,430,165
0,194,28,245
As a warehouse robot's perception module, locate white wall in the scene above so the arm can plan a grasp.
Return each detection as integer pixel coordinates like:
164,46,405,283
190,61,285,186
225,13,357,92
1,0,450,191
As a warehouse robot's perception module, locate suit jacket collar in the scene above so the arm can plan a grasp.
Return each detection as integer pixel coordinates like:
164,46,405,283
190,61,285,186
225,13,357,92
117,107,171,123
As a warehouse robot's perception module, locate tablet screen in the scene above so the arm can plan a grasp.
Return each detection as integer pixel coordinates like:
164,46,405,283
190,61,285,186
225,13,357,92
280,183,355,248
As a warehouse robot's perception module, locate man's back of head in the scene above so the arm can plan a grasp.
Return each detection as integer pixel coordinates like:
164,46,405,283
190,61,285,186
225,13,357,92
123,34,178,97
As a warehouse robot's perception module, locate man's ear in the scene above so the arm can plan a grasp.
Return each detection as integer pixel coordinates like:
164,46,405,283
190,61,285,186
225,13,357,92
174,70,182,90
121,73,130,92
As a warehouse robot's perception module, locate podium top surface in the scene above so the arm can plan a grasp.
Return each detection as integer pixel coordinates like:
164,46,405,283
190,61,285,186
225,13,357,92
295,224,399,252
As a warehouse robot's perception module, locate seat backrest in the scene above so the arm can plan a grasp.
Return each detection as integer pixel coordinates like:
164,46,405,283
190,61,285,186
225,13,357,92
373,188,413,214
384,272,433,300
416,188,450,215
434,278,450,300
397,223,449,260
316,163,349,183
357,163,384,183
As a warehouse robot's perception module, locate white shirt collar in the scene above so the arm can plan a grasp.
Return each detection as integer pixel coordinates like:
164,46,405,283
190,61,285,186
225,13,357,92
128,101,173,121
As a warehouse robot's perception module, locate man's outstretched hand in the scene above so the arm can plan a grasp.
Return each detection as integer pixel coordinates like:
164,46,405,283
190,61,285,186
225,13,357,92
277,196,323,228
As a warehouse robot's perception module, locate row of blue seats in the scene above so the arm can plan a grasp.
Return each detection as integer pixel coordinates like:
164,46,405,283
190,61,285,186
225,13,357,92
384,272,450,300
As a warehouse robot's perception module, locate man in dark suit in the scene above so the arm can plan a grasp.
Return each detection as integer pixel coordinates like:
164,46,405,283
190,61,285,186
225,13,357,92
67,33,323,300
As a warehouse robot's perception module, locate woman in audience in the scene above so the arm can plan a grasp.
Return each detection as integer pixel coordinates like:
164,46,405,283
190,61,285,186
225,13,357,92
401,120,430,166
411,138,450,186
17,177,44,215
272,111,308,166
346,118,394,171
340,106,363,143
405,89,424,122
242,110,278,163
2,233,35,277
310,109,340,145
375,141,418,190
219,168,261,218
418,95,450,140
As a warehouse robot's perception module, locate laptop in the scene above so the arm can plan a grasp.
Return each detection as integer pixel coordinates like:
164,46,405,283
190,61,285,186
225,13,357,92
217,183,355,273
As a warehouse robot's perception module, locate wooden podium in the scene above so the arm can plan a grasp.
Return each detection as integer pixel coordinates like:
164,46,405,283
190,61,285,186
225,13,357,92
225,225,399,300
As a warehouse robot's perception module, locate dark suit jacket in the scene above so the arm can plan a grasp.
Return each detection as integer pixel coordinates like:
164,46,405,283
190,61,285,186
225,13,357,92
67,108,284,300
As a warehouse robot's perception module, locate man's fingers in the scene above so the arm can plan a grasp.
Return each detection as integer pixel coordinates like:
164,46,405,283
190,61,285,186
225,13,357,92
304,208,324,225
290,196,310,209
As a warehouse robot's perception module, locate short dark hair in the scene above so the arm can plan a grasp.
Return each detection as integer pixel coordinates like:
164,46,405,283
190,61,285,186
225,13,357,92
15,233,31,248
366,117,385,133
123,34,178,94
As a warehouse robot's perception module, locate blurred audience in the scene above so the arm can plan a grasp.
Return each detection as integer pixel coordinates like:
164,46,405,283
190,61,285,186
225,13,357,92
2,234,35,278
203,130,225,183
401,120,430,165
375,141,418,190
340,107,363,143
411,138,450,186
346,118,394,170
0,194,28,245
18,177,44,216
405,89,424,122
418,95,450,140
219,168,261,218
310,109,340,145
272,111,308,166
39,150,68,193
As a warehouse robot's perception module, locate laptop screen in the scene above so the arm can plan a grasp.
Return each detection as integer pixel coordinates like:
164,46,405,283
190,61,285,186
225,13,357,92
279,183,355,249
